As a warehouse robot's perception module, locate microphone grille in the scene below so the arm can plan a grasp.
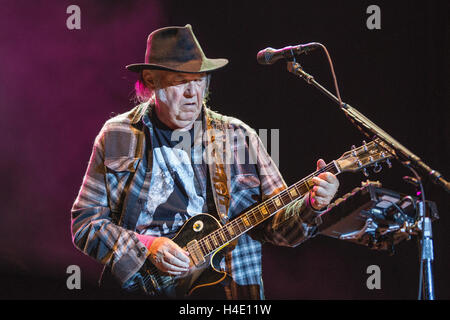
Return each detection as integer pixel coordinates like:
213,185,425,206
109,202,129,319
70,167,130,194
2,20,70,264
257,47,276,65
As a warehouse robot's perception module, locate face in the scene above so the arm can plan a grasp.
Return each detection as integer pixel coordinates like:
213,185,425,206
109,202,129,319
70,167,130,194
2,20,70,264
143,70,207,131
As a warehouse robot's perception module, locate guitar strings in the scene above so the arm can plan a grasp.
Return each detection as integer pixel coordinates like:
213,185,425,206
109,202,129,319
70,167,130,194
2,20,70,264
146,141,381,291
196,140,377,257
197,161,339,256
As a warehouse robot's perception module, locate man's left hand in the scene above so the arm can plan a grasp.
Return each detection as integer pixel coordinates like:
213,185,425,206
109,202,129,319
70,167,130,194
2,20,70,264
310,159,339,210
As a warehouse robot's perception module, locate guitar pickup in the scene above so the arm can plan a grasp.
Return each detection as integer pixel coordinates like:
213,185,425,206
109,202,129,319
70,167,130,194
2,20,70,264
186,240,206,267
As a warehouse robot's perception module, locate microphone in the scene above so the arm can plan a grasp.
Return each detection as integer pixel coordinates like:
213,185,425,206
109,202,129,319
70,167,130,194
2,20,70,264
257,42,320,65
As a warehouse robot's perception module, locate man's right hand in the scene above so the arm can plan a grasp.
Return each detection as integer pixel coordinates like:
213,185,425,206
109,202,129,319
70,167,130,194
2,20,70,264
148,237,191,276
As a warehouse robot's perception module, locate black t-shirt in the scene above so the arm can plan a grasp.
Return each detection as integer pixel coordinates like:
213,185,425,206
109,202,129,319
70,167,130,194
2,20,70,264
135,111,209,238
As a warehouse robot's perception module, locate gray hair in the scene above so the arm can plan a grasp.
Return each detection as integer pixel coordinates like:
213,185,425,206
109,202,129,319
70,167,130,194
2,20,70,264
133,71,212,105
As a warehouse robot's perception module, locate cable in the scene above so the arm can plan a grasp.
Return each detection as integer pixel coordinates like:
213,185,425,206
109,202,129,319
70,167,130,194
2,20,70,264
403,162,426,300
313,45,429,299
316,43,343,106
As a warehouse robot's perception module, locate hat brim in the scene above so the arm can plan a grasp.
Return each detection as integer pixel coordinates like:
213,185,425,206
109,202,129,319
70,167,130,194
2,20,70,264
126,58,229,73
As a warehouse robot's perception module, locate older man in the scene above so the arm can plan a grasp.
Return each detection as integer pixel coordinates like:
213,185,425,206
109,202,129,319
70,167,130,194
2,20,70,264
71,24,339,299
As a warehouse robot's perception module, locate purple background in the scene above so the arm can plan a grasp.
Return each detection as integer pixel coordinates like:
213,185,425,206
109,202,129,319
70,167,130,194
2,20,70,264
0,0,448,299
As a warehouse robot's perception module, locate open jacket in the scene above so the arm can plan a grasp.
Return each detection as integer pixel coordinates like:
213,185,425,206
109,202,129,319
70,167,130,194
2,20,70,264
71,102,320,299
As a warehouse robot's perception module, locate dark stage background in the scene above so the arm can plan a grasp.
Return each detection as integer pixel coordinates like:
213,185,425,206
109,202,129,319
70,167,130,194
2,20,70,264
0,0,448,300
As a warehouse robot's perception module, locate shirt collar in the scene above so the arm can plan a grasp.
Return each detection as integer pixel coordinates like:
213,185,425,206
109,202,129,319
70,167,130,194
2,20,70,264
130,101,152,124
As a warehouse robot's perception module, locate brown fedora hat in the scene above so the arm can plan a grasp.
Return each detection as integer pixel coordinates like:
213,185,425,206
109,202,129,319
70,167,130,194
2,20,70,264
126,24,228,73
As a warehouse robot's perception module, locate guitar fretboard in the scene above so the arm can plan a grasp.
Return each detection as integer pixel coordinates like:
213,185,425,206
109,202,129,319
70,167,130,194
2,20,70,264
196,161,340,257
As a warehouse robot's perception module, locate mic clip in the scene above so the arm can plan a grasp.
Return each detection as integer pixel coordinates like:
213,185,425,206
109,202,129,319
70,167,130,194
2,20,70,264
287,61,314,84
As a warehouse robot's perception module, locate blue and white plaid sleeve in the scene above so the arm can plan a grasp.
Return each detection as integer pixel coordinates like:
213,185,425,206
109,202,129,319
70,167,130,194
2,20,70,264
70,124,148,286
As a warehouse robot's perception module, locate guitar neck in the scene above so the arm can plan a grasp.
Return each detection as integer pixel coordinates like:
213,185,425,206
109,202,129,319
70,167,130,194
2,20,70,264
196,161,341,256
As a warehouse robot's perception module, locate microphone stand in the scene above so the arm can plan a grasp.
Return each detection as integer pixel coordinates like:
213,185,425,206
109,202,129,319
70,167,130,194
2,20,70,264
286,61,449,300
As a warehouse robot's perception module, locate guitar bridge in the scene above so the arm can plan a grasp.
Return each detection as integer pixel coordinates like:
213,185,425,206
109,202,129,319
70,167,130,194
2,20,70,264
186,240,206,267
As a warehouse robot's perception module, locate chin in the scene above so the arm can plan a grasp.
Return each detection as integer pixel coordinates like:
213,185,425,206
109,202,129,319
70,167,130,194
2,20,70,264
173,119,194,131
179,113,197,123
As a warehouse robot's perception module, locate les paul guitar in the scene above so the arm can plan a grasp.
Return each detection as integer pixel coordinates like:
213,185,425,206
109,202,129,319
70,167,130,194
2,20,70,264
131,138,394,297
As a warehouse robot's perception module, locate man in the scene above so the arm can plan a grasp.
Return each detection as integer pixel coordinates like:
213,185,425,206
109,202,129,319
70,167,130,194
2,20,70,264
71,24,339,299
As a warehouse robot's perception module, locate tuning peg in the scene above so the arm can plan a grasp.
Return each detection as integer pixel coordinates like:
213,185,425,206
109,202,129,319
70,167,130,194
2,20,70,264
373,162,382,173
362,140,368,151
351,145,357,156
358,159,369,177
363,168,369,177
386,158,392,168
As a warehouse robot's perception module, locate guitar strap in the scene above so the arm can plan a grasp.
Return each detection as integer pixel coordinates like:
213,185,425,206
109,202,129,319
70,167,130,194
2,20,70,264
205,109,232,225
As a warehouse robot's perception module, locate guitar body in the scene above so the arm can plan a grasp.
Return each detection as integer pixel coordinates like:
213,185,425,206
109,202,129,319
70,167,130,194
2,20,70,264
146,213,228,298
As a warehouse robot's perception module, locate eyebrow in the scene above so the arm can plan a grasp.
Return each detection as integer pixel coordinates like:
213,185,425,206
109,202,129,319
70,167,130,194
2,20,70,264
173,75,204,81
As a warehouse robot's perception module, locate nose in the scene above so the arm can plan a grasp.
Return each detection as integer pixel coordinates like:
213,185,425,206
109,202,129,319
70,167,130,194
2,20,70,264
184,81,195,98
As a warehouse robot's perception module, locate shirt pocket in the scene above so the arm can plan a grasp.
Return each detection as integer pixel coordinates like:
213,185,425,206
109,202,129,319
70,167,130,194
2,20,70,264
104,156,141,213
232,173,261,190
230,173,261,214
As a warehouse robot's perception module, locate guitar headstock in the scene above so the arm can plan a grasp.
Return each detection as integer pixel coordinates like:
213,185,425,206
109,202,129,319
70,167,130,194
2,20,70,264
336,138,395,175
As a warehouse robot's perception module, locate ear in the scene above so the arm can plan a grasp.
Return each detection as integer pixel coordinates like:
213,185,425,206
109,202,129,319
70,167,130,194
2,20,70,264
142,70,157,90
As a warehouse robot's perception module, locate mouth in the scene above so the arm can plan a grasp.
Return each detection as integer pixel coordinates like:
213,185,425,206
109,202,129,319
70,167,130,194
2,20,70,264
181,103,197,112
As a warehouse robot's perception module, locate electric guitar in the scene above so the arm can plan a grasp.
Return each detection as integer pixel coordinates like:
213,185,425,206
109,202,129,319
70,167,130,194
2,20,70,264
131,138,394,297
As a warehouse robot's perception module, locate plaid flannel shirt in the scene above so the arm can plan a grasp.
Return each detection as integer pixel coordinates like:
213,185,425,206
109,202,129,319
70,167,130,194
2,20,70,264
71,102,320,299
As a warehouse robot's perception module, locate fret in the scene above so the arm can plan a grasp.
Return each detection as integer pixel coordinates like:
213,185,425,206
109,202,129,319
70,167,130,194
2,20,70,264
280,191,291,204
204,238,212,251
218,230,226,242
279,193,287,206
295,182,308,195
295,184,306,197
284,190,292,202
227,224,235,237
210,234,218,248
254,208,263,221
199,241,207,256
274,196,282,208
250,209,259,222
265,199,277,214
288,186,298,198
235,219,246,233
304,179,314,191
241,218,248,232
230,221,239,235
260,204,269,216
223,225,231,240
233,223,240,238
213,233,222,247
218,232,225,246
294,180,312,197
242,215,251,227
248,212,257,225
